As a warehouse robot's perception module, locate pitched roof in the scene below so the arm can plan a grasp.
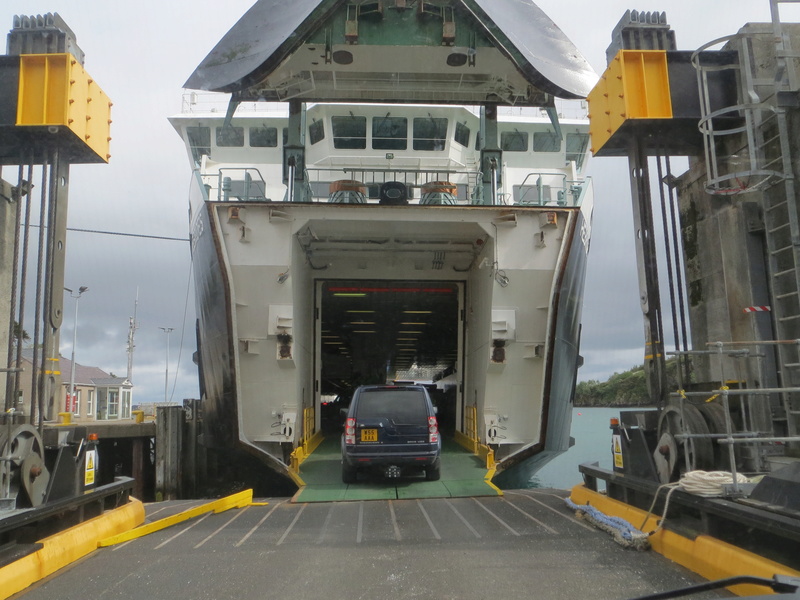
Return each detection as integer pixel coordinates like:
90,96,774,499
20,349,111,385
59,357,111,386
185,0,597,103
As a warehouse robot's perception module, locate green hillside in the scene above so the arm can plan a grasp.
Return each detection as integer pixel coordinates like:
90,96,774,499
575,359,687,407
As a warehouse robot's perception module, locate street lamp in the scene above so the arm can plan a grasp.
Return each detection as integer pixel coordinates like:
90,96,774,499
64,286,89,414
158,327,174,403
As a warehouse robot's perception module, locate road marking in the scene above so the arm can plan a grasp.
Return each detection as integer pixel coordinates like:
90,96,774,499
508,491,595,532
445,499,481,538
235,501,285,547
144,500,199,521
194,506,249,548
153,512,212,549
316,504,335,544
277,504,307,545
502,498,558,534
472,498,520,536
111,540,134,552
357,502,364,543
388,500,402,541
416,500,441,540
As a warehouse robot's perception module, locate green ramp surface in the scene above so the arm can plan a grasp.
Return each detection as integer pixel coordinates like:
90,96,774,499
293,436,499,503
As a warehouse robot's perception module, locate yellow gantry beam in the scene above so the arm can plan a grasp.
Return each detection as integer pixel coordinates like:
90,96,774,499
587,50,672,154
16,53,112,162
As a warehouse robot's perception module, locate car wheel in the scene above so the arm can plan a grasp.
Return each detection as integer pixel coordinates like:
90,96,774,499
425,462,440,481
342,462,358,484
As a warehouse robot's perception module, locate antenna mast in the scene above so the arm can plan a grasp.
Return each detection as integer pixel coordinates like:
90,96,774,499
126,289,139,381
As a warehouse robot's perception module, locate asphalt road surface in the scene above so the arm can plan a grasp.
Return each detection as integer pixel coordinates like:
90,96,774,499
17,489,731,600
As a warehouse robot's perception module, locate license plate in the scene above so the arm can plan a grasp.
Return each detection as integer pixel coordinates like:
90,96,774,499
361,429,378,442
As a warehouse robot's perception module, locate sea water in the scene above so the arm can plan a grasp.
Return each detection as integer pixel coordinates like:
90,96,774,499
527,406,646,490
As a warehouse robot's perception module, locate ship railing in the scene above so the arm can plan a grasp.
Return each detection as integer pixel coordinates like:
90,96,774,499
304,166,482,204
199,163,589,207
513,172,589,207
202,167,270,202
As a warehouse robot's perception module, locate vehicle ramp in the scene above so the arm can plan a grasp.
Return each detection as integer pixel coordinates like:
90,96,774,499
293,437,500,503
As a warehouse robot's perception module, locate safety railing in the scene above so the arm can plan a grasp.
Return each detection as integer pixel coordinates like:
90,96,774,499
202,168,270,202
514,172,590,207
303,166,482,204
288,406,323,479
200,163,589,208
666,340,800,493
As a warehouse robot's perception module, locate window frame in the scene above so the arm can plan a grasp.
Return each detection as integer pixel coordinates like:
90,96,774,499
331,115,368,150
372,116,408,150
500,130,529,152
413,117,449,151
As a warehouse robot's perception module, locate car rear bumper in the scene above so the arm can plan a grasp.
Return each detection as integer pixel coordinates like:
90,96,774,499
342,444,440,468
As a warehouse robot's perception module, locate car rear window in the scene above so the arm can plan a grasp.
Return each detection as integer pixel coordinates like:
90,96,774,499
356,390,428,423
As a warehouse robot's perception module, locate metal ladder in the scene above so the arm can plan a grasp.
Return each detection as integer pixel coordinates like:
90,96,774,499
761,0,800,437
694,0,800,439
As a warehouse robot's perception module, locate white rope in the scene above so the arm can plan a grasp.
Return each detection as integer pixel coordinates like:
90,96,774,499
678,470,750,497
637,471,750,536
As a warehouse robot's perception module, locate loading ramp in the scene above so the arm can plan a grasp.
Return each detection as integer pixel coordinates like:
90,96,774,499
293,436,500,503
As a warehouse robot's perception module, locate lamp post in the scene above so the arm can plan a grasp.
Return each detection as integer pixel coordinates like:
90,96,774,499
64,286,89,414
158,327,174,403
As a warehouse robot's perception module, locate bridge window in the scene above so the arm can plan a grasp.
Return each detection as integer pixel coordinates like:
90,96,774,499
216,126,244,147
372,116,407,150
332,115,367,149
454,122,470,147
533,131,561,153
501,130,528,152
186,126,210,164
413,117,448,151
309,120,325,145
250,126,278,147
566,133,590,170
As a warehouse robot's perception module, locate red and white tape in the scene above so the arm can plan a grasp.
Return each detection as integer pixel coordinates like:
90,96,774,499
743,306,770,313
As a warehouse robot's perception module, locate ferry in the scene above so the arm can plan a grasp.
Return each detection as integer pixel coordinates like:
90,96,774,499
170,0,597,491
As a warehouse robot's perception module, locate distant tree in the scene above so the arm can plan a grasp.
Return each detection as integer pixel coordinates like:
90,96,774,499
574,358,690,407
12,321,30,348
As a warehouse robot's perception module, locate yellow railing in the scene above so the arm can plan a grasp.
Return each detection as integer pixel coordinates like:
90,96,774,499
454,405,495,470
288,406,324,485
303,406,315,448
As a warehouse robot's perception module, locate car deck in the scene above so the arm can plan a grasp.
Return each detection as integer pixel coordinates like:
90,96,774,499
293,436,500,503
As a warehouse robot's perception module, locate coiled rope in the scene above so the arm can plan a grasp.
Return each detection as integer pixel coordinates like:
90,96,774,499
678,470,750,497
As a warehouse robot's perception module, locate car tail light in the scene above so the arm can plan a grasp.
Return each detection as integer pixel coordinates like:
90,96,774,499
428,416,439,443
345,418,356,445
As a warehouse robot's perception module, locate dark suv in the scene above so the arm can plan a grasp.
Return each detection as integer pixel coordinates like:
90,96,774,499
341,385,441,483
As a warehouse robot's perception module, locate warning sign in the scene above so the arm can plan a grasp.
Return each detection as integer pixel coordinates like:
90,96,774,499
612,434,624,469
85,449,97,486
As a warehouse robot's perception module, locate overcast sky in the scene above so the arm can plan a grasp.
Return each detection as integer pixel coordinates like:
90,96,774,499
2,0,795,404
